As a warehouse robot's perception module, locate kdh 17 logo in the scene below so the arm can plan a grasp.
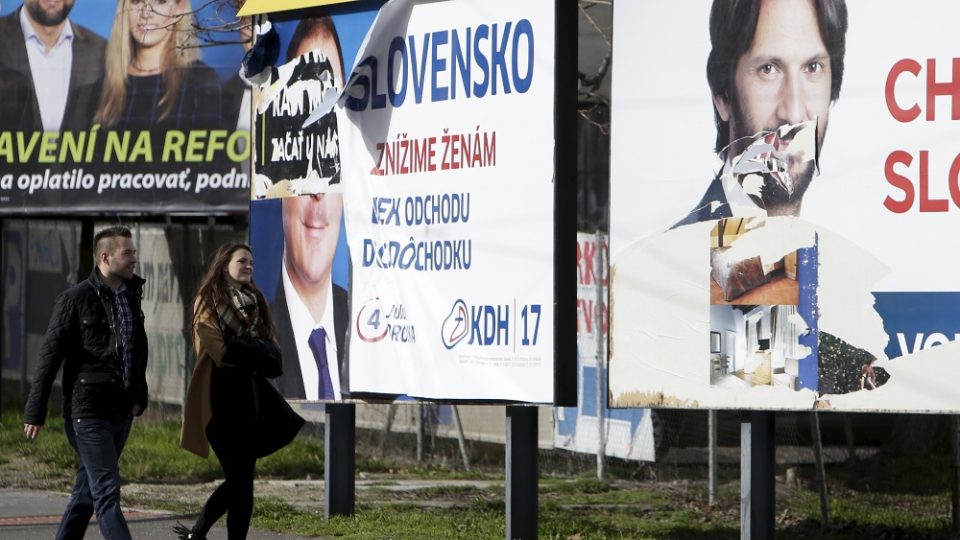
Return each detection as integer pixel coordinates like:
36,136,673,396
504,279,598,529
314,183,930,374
441,299,541,350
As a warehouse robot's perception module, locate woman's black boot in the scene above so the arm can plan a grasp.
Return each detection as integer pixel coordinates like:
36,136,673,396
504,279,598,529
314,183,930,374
173,521,206,540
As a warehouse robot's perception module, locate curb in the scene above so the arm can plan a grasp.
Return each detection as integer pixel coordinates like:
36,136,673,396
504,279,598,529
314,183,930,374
0,510,184,527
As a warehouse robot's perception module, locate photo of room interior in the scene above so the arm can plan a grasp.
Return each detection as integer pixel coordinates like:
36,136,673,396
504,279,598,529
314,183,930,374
709,304,810,390
710,217,799,305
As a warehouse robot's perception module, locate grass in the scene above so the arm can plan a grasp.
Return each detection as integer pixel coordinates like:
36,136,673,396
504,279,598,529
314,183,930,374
0,408,326,485
122,418,326,482
254,499,507,539
0,411,77,486
1,403,957,539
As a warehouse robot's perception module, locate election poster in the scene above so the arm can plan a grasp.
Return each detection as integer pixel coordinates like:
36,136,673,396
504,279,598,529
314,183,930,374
250,0,557,403
1,221,81,383
0,0,250,213
249,3,375,403
608,0,960,413
555,232,655,462
133,225,188,405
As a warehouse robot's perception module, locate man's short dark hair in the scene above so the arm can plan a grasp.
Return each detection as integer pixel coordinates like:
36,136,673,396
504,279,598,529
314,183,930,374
94,226,132,260
706,0,848,152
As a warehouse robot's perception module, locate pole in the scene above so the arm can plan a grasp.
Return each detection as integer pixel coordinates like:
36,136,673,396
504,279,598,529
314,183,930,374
325,403,355,517
842,413,856,462
810,411,830,527
506,406,538,540
416,403,424,462
741,411,774,539
595,231,605,481
18,224,29,399
740,414,751,540
452,405,472,472
379,403,397,457
952,415,960,534
708,409,718,506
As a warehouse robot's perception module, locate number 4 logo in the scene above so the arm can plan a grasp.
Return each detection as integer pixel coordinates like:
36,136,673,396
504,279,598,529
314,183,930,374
356,298,389,343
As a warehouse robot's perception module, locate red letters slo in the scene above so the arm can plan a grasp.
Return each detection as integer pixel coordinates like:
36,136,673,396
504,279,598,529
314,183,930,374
885,150,960,213
884,58,960,212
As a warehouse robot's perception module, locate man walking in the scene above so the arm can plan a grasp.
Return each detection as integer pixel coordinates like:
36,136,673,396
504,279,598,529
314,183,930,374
23,226,148,540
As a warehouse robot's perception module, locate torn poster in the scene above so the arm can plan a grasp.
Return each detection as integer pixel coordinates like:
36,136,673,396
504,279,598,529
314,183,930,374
609,0,960,413
252,47,342,199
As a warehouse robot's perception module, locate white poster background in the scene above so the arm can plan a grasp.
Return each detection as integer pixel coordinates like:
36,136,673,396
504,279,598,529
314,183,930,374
554,233,655,462
343,0,556,401
609,1,960,412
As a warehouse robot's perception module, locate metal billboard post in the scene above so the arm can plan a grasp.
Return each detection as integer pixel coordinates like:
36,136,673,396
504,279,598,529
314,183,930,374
810,411,830,527
325,403,356,518
510,0,574,535
506,405,538,540
741,411,774,539
595,231,605,481
952,415,960,533
708,409,718,506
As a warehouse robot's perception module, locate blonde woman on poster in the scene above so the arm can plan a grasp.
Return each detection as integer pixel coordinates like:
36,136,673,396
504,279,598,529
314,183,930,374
94,0,221,131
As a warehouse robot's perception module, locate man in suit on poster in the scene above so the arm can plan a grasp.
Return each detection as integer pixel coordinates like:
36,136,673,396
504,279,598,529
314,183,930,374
0,0,106,132
678,0,849,226
675,0,886,394
272,192,350,400
270,14,349,400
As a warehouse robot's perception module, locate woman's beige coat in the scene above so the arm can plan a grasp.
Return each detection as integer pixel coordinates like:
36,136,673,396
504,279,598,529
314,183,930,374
180,300,230,458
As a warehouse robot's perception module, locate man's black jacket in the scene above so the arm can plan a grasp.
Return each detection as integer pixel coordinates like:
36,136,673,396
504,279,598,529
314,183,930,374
24,270,149,424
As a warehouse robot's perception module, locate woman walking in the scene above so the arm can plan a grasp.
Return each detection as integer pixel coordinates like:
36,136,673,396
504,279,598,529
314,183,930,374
177,243,304,539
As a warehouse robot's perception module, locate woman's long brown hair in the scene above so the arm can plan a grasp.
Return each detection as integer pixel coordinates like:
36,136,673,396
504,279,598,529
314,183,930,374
193,242,275,340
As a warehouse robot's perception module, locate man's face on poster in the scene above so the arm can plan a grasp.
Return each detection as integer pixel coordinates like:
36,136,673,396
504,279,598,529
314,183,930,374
282,193,343,288
25,0,75,26
714,0,833,212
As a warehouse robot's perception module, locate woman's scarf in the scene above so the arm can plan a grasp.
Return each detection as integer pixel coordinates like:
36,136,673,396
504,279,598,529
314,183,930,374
216,286,264,337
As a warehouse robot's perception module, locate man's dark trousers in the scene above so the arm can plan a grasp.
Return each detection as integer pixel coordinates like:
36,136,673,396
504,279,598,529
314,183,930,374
55,416,134,540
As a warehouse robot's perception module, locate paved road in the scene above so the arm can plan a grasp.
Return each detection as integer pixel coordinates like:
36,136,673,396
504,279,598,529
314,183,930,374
0,488,318,540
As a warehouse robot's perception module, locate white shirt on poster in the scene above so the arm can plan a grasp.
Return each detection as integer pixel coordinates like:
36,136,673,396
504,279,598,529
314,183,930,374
20,8,73,131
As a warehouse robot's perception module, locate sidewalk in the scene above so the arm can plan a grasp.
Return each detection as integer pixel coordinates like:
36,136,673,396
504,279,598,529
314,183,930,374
0,478,500,538
0,488,318,540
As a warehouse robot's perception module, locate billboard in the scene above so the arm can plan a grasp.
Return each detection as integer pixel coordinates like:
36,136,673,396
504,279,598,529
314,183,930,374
555,233,654,462
251,0,559,403
1,220,80,384
608,0,960,413
0,0,250,213
135,225,188,405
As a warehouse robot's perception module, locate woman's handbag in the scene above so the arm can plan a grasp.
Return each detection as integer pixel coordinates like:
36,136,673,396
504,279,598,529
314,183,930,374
250,375,305,457
223,334,282,378
213,333,304,457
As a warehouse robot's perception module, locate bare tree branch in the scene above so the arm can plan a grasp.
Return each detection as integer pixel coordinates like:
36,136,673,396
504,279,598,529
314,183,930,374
576,0,611,132
578,52,610,95
579,1,610,48
130,0,250,52
578,112,608,135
